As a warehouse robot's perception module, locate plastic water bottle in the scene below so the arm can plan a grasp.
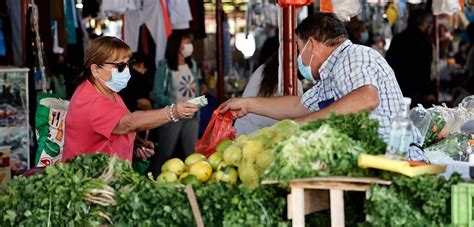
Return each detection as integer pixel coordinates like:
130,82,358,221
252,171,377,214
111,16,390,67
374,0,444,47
386,97,413,160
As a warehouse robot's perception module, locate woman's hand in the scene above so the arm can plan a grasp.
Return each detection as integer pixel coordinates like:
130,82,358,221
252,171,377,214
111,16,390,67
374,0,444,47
134,138,155,160
174,102,200,119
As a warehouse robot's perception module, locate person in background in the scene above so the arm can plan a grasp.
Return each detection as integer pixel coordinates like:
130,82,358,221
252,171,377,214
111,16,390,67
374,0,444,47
63,36,199,163
148,31,200,177
119,52,153,112
234,51,303,135
386,9,436,108
258,34,279,67
220,12,426,161
345,18,369,46
463,22,474,94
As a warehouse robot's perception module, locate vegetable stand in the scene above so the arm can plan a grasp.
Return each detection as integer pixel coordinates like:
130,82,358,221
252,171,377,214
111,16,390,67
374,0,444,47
0,112,468,226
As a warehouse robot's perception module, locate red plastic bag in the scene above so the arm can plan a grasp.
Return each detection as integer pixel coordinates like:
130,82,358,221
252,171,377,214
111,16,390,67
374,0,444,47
195,108,236,158
278,0,313,7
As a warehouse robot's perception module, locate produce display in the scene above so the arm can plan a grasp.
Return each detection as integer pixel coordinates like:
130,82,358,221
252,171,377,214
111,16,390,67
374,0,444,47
157,142,239,186
0,154,288,226
364,172,461,226
0,111,465,226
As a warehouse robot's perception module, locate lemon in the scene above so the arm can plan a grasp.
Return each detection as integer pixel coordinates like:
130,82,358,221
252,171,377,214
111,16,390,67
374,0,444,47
185,153,206,166
161,158,186,175
189,161,212,182
157,172,178,184
207,151,223,170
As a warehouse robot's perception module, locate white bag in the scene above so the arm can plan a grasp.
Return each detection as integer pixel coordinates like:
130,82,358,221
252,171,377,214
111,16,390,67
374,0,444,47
332,0,361,22
432,0,462,16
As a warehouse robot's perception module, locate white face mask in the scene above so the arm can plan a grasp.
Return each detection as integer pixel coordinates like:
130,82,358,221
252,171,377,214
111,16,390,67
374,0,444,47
98,67,131,92
181,43,193,58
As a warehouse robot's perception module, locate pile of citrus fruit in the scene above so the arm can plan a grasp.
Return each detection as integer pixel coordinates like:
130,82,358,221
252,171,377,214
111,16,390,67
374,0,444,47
157,140,238,186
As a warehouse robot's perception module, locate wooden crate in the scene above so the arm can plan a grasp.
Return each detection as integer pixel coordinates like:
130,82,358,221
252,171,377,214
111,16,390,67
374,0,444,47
287,177,391,227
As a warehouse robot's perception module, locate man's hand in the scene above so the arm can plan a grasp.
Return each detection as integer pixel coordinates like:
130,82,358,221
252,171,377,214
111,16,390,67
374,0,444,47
219,98,249,118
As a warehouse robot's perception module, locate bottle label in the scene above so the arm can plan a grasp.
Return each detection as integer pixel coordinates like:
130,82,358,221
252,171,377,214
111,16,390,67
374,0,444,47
387,128,412,158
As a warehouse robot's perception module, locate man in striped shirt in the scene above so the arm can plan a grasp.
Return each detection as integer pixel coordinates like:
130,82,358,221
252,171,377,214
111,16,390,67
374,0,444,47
220,12,426,161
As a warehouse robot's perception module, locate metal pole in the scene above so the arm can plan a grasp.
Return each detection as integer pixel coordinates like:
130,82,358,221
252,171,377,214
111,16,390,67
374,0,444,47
282,5,297,96
216,0,226,103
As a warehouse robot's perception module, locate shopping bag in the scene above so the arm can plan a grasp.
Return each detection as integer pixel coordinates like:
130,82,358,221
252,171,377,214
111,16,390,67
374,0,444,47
35,93,69,167
195,108,236,157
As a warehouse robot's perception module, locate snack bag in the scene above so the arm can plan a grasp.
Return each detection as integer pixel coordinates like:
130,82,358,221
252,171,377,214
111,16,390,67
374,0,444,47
35,93,69,167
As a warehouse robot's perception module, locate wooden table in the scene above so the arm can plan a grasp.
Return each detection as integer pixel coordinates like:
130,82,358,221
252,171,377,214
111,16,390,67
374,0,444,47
287,177,391,227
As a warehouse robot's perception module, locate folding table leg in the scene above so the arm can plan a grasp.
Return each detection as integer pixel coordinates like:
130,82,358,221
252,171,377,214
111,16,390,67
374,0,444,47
292,187,305,227
330,189,344,227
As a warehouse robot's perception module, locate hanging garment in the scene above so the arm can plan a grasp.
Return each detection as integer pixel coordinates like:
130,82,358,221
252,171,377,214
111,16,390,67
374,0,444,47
160,0,172,37
82,0,100,18
7,0,21,66
0,18,6,56
52,22,64,54
168,0,193,30
50,0,67,53
432,0,462,16
222,13,231,76
320,0,360,21
65,0,77,44
124,0,167,66
142,0,167,66
140,25,150,55
124,9,142,52
188,0,206,39
102,0,136,15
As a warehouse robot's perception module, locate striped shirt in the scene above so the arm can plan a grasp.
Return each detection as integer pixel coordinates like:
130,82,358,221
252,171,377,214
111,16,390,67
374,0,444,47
301,40,426,161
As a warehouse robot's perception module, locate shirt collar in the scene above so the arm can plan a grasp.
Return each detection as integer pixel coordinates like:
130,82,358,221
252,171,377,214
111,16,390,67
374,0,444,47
318,39,352,80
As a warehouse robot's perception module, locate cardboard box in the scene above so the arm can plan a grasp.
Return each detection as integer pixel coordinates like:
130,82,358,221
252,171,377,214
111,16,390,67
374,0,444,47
0,167,11,191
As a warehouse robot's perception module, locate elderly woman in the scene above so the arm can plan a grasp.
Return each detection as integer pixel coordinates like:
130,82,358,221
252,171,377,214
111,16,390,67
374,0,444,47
63,36,200,162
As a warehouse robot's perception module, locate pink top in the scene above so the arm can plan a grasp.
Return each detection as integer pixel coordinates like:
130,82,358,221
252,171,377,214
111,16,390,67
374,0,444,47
63,80,136,162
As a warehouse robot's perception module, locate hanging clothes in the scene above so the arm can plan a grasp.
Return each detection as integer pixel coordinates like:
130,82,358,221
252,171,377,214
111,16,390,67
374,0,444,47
0,18,6,56
7,0,21,66
222,12,231,76
50,0,67,53
82,0,100,18
124,9,142,52
168,0,193,30
160,0,172,37
102,0,136,15
188,0,206,39
124,0,169,67
65,0,77,44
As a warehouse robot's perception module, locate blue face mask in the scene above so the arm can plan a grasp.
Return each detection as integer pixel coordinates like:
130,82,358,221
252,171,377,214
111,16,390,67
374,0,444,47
297,40,315,81
99,67,131,92
360,32,369,44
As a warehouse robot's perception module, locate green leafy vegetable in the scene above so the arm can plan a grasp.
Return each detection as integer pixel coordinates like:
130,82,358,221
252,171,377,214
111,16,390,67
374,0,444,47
300,112,386,155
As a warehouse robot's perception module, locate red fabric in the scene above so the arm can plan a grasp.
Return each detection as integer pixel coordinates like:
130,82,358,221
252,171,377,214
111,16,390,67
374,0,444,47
160,0,172,37
278,0,313,7
140,25,149,55
195,108,236,158
63,80,136,162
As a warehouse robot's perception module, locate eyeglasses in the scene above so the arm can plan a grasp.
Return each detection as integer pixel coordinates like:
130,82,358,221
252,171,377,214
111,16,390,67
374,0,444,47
103,62,129,72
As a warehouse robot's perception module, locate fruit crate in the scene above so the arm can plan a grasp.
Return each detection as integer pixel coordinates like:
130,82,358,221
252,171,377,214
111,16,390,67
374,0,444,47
452,183,474,226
